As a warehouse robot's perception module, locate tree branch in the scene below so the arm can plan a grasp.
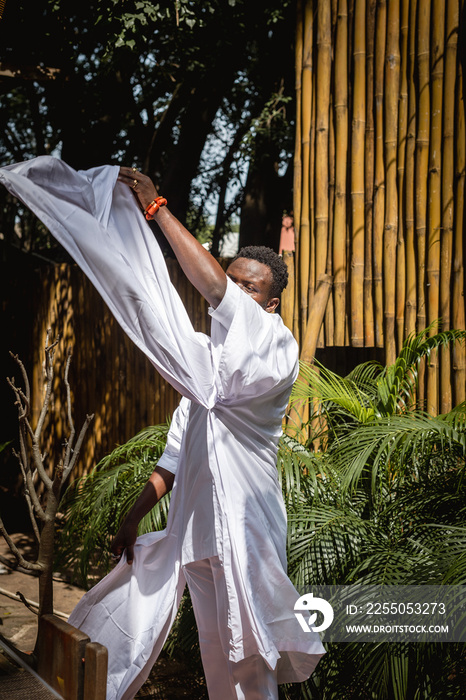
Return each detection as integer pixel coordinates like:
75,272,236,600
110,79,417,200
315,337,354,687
8,356,53,490
8,350,31,407
17,455,42,541
0,516,42,572
62,350,75,469
33,331,59,441
15,590,40,616
62,413,94,483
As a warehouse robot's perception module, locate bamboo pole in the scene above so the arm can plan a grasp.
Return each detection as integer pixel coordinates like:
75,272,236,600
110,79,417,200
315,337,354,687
364,0,376,347
307,70,317,331
350,0,366,347
426,0,444,414
293,4,313,440
415,0,431,337
373,0,386,348
326,91,335,346
395,0,409,355
300,275,334,363
314,0,331,297
299,0,314,340
294,0,304,240
439,0,458,412
415,0,431,409
383,0,400,366
281,251,296,332
293,0,304,341
452,3,465,405
333,0,349,346
404,0,418,338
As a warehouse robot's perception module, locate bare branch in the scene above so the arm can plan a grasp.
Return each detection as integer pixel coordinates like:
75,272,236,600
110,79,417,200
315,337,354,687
6,376,28,423
10,409,29,469
7,373,51,489
63,350,75,469
30,440,53,490
22,413,36,443
33,331,58,444
15,447,45,516
17,456,43,540
63,413,94,482
0,516,42,572
7,382,36,500
9,351,31,409
45,329,59,355
0,588,69,621
15,591,40,616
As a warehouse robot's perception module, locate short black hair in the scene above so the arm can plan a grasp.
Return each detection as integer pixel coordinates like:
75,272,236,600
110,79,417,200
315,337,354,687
232,246,289,298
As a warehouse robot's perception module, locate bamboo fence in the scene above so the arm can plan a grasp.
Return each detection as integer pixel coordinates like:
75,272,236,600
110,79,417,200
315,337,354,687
282,0,466,414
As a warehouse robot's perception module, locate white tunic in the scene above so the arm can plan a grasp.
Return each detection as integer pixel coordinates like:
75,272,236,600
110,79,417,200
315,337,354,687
0,157,325,699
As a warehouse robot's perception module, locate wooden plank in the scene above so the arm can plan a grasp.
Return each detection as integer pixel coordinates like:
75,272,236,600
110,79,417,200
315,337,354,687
83,643,108,700
37,614,88,700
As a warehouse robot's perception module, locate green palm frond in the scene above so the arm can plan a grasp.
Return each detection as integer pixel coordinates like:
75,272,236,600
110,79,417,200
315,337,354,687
443,554,466,585
292,326,466,430
420,524,466,584
292,360,378,423
377,326,466,415
296,642,466,700
347,544,441,585
278,434,334,508
327,410,465,495
287,503,371,586
440,400,466,436
346,360,383,394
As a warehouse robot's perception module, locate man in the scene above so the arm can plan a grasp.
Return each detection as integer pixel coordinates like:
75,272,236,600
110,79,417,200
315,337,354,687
0,158,325,699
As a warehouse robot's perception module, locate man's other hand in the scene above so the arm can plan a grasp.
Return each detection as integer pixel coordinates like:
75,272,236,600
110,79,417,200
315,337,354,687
110,520,138,565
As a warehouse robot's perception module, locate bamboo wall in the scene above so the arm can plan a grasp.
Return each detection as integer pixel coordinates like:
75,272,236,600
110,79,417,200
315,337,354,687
284,0,466,413
28,260,210,479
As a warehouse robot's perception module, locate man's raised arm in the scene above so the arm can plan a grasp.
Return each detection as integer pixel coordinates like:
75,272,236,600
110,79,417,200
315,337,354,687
119,167,227,308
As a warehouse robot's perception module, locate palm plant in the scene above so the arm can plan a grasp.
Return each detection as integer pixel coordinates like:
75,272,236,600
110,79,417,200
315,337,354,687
279,327,466,699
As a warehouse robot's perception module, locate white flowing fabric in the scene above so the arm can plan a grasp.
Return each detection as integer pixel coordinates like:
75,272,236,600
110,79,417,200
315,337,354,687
0,157,325,699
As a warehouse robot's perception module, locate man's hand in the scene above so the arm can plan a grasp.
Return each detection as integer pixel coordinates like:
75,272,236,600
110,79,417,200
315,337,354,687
110,519,138,565
118,166,227,307
118,167,158,211
108,466,175,565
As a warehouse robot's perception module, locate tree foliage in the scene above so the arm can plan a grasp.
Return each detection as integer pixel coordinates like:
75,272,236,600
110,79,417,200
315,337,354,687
0,0,295,255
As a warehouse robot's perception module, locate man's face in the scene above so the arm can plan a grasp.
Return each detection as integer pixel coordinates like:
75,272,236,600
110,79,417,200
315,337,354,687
226,257,279,313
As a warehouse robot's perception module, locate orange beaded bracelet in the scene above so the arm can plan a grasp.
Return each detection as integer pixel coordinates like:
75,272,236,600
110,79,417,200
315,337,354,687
145,196,167,220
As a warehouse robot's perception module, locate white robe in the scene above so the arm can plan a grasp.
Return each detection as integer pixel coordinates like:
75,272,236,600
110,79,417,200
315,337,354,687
0,157,325,699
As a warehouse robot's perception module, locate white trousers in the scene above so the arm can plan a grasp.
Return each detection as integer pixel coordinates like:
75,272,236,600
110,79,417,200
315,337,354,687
183,557,279,700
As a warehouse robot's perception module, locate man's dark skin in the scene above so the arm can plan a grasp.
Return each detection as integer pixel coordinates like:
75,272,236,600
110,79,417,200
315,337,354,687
112,166,280,564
